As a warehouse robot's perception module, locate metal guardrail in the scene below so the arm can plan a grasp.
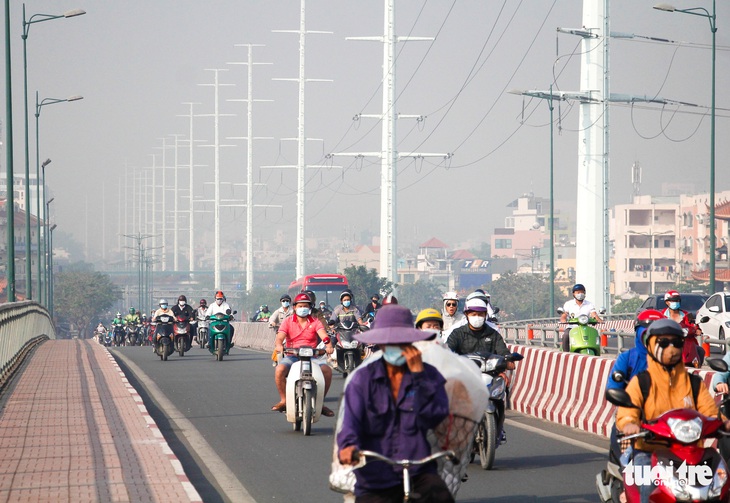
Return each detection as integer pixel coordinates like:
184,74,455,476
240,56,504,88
500,314,638,355
0,301,55,386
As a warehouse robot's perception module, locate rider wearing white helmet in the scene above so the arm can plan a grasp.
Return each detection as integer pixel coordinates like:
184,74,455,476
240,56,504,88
441,291,465,332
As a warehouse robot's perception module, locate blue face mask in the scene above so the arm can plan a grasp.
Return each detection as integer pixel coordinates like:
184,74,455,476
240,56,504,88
296,307,311,318
382,345,406,366
669,301,681,310
343,300,351,307
281,301,290,307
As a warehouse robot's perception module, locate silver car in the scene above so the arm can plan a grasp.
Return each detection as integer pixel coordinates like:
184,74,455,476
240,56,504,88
697,292,730,354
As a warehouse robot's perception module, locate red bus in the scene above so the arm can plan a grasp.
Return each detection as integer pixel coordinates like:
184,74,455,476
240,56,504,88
288,274,349,308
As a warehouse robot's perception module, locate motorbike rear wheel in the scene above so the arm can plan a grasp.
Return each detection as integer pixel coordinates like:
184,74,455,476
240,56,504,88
479,412,497,470
216,338,225,361
303,388,313,436
162,346,168,361
178,337,185,357
293,393,301,432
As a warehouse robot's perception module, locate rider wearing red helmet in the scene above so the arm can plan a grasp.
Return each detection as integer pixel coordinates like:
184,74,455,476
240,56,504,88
661,290,704,368
272,293,335,416
205,291,235,347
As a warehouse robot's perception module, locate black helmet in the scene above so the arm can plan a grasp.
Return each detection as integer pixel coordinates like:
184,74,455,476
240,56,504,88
200,299,207,306
178,295,187,303
302,289,316,304
280,294,291,302
572,284,586,293
340,289,354,302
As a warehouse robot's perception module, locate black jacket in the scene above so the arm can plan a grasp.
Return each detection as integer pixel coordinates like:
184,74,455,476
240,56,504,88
447,323,509,356
172,304,195,321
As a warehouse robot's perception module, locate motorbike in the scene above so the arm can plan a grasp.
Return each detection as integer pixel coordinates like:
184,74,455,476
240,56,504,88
557,307,601,355
283,346,326,436
196,314,209,349
598,357,730,503
154,313,175,361
465,351,523,470
125,322,142,346
112,321,125,347
173,313,191,357
103,330,113,347
207,310,236,361
329,319,365,378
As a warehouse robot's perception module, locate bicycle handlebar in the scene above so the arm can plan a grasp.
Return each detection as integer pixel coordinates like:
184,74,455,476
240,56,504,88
355,449,459,467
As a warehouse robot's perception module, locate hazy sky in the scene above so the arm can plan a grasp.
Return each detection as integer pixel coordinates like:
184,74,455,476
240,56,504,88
4,0,728,265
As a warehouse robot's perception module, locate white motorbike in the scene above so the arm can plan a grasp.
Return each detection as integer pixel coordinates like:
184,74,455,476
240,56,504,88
284,346,326,436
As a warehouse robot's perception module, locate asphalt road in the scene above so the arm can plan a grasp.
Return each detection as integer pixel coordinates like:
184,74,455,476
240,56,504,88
112,345,610,503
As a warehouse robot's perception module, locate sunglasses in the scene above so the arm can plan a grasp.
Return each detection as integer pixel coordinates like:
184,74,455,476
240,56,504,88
655,337,684,349
445,302,457,307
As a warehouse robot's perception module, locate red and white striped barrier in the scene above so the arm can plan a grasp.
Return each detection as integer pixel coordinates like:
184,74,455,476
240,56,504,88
508,344,720,438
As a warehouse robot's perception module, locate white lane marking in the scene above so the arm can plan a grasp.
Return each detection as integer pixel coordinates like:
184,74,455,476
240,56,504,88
504,418,607,454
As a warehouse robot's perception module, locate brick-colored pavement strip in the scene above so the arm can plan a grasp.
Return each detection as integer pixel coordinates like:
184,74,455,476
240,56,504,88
0,340,202,503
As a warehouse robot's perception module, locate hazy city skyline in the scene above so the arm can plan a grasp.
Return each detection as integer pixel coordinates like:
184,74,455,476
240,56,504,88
2,1,728,269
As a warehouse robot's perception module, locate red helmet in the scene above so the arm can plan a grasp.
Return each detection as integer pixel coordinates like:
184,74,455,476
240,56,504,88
294,293,312,305
382,293,398,305
635,309,664,330
664,290,680,301
215,291,225,300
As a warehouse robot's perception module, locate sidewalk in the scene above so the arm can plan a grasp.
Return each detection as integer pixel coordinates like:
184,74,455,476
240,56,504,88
0,339,202,503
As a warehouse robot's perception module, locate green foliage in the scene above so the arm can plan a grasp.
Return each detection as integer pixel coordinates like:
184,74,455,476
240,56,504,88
54,267,122,337
611,297,644,314
487,271,569,321
229,285,284,321
397,280,444,312
670,280,708,295
342,265,393,306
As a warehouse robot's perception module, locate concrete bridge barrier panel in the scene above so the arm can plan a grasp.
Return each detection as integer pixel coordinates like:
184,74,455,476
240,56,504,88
507,344,720,438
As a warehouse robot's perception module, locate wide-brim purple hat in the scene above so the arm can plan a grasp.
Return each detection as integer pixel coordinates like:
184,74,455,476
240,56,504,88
355,304,436,345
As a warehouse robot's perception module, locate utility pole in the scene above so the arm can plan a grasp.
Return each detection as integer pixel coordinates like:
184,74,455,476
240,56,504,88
169,133,185,271
228,43,273,292
155,137,170,271
178,102,202,275
332,0,449,282
199,69,235,289
271,0,333,278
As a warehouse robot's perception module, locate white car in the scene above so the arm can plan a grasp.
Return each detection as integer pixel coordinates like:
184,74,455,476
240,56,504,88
697,292,730,354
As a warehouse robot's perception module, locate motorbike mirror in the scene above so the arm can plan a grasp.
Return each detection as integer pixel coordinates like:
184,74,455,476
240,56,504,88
225,309,231,315
605,388,637,408
328,319,336,326
509,352,524,362
493,307,500,314
598,308,607,315
612,371,626,383
557,307,565,315
707,358,729,373
700,315,710,324
232,310,237,315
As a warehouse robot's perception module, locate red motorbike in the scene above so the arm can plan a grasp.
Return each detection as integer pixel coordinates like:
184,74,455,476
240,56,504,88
606,365,730,502
173,313,191,357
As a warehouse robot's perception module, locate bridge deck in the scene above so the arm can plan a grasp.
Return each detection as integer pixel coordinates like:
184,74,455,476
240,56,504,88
0,340,200,503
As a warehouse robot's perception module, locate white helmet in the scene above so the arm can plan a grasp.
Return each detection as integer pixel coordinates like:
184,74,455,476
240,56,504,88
443,291,458,302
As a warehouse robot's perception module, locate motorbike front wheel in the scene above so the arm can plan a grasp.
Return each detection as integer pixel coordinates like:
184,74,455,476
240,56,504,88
216,338,225,361
303,388,314,436
177,337,185,357
162,345,168,361
479,413,497,470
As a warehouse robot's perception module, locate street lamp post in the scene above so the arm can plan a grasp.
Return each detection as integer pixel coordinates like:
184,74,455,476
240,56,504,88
21,5,85,300
48,223,56,320
45,196,54,305
35,95,82,304
654,2,717,292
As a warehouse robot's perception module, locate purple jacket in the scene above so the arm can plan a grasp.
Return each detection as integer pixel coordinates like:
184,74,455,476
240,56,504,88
337,357,449,495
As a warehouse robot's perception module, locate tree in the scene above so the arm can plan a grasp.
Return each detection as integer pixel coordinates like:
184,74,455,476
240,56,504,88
54,268,122,338
397,280,444,312
612,297,643,314
342,265,393,307
487,271,569,321
234,285,284,321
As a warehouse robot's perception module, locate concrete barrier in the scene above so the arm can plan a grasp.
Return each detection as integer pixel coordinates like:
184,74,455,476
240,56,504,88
232,322,276,352
508,344,719,438
231,326,722,439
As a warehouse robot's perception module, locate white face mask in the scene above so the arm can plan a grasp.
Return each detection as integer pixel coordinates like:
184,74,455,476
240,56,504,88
179,301,185,307
216,299,223,305
574,293,586,301
468,314,486,329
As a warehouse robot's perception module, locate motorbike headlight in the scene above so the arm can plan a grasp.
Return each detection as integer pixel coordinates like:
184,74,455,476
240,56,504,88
667,417,703,443
483,358,498,372
343,340,358,349
724,321,730,329
577,314,589,325
298,347,314,357
490,377,505,398
709,458,728,499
